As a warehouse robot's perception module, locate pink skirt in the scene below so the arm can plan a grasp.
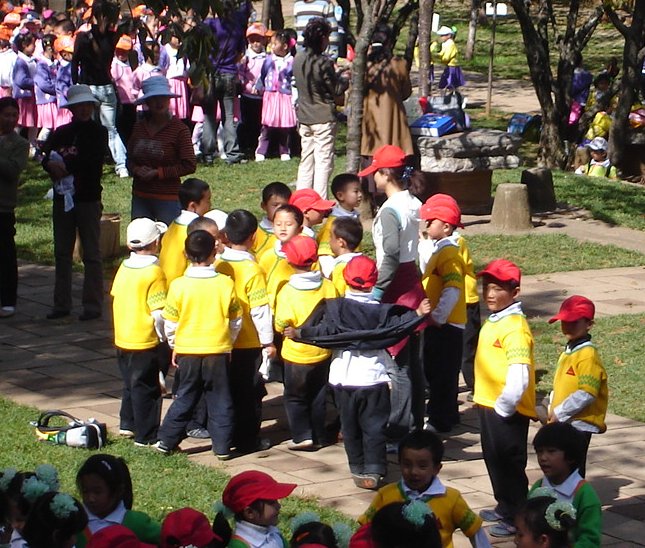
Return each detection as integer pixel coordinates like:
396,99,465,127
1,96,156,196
56,107,72,127
261,91,296,128
191,105,203,123
17,96,38,127
168,78,188,119
37,101,58,129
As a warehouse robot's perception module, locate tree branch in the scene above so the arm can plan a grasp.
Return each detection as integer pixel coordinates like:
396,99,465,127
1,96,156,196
574,4,605,50
604,2,629,37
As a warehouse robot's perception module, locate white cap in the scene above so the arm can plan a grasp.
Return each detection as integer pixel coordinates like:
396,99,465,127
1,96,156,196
204,209,228,230
127,218,167,249
436,25,453,36
588,137,608,151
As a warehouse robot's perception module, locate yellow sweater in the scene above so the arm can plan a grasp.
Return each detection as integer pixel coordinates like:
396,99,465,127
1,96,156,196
421,240,466,325
455,234,478,304
158,211,198,285
258,244,295,311
251,222,277,262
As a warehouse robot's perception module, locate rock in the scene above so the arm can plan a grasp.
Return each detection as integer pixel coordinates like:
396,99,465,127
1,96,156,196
521,168,557,212
415,129,522,160
490,183,533,231
419,155,521,172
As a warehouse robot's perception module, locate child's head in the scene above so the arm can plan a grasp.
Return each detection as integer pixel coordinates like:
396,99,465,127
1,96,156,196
419,194,462,240
477,259,521,313
289,189,335,228
246,22,268,54
397,431,443,492
370,501,442,548
302,17,331,54
261,182,292,222
533,423,584,484
14,32,36,55
188,216,220,241
436,25,455,42
270,30,291,57
330,217,363,257
179,178,211,215
21,492,87,548
115,34,132,61
358,145,413,193
42,33,57,59
331,173,362,211
283,235,318,271
222,471,296,527
291,520,338,548
161,507,223,548
594,72,611,92
142,39,161,64
343,255,377,293
224,209,258,248
515,494,576,548
0,97,19,135
126,217,167,253
87,523,156,548
76,454,133,518
185,230,217,264
54,34,74,61
548,295,594,342
587,136,608,162
273,204,303,243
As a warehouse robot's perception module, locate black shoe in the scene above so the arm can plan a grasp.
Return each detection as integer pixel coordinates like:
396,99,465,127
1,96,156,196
186,428,210,439
46,310,70,320
79,311,101,321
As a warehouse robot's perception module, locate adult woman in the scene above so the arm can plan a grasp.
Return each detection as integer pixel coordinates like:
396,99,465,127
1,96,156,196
127,76,196,225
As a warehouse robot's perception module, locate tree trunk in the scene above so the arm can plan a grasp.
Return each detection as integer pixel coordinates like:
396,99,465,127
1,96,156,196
404,11,420,72
261,0,270,28
268,0,283,31
465,0,480,60
418,0,435,98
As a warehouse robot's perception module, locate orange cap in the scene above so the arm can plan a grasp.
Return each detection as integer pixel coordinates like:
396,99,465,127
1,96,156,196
3,12,20,26
54,35,75,53
0,24,11,41
116,34,132,50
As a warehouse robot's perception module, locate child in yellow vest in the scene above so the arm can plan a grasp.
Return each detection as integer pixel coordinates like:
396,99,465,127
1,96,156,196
111,217,167,446
433,25,465,90
547,295,608,477
474,259,536,538
329,216,364,296
419,194,466,434
251,181,291,261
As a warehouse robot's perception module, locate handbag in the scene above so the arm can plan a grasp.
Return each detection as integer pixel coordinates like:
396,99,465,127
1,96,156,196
33,410,108,449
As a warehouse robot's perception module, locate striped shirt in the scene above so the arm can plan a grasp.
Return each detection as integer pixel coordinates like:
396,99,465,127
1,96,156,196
293,0,340,59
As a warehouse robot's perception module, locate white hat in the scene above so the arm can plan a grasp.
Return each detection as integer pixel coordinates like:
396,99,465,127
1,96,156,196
204,209,228,230
588,137,608,151
63,85,99,108
436,25,454,36
127,218,168,249
135,76,179,105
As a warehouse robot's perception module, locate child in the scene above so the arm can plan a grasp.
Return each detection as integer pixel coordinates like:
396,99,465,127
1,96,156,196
53,35,73,127
221,471,296,548
291,519,340,548
216,209,275,453
157,230,242,459
111,35,136,145
418,194,466,434
0,97,29,318
12,32,38,151
75,454,160,546
574,137,617,179
367,501,442,548
161,507,225,548
87,524,159,548
433,26,465,90
530,423,601,547
275,235,338,450
473,259,536,538
0,29,17,99
111,217,168,446
34,34,58,148
358,430,489,547
515,493,577,548
132,41,164,106
547,295,608,477
164,29,189,121
21,492,88,548
158,177,211,285
254,30,297,162
329,217,364,296
251,181,291,260
288,188,335,239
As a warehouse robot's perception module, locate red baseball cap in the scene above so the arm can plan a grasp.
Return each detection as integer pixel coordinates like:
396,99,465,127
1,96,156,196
222,471,297,514
343,255,378,290
161,508,220,548
289,189,335,213
87,525,156,548
549,295,595,324
357,145,407,177
426,193,458,207
419,198,463,228
282,235,318,268
477,259,521,285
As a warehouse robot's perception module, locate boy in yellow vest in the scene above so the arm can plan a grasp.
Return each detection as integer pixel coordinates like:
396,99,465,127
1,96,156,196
474,259,536,538
251,181,291,261
547,295,608,477
329,216,363,296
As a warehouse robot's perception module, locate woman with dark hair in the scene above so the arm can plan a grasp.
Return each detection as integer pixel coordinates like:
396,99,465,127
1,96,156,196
292,17,349,199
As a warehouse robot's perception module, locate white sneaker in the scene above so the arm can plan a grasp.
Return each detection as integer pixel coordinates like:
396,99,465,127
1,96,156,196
117,168,129,178
280,154,291,161
255,153,265,162
0,306,16,318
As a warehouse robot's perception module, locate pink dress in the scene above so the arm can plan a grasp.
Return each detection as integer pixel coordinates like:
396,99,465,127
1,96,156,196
35,59,58,129
165,43,189,119
258,53,296,128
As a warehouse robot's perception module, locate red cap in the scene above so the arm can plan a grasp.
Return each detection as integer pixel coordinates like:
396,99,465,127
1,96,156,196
289,189,335,213
87,525,156,548
343,255,378,290
548,295,595,324
419,197,463,227
282,235,318,268
222,471,296,513
357,145,407,177
161,508,220,548
477,259,521,285
426,193,458,207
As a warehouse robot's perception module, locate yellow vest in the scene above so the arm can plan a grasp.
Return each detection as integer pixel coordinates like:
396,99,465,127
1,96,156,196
316,215,335,257
258,245,295,312
251,224,277,262
456,235,478,304
158,221,190,285
421,241,466,325
439,39,459,67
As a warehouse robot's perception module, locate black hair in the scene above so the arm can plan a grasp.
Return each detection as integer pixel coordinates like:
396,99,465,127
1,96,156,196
89,0,120,24
517,495,575,548
42,33,57,50
187,216,219,235
331,173,360,199
274,204,304,227
408,171,431,203
272,29,293,56
594,72,611,86
185,230,216,263
178,178,210,209
0,97,19,113
21,492,88,548
14,33,36,52
224,209,258,245
377,165,414,190
302,17,331,54
533,422,584,471
76,454,134,510
53,18,75,34
283,27,297,56
291,521,338,548
4,471,37,519
142,39,161,63
371,502,442,548
481,273,520,291
398,430,444,466
331,217,362,251
262,181,291,203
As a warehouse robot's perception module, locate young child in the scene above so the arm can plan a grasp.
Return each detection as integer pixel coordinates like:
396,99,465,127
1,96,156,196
358,430,489,547
216,209,275,453
432,26,465,90
157,230,242,459
275,235,338,450
290,519,341,548
12,32,38,151
53,35,73,127
75,454,160,547
288,188,335,239
160,507,225,548
328,217,363,296
87,524,159,548
530,423,601,547
254,30,296,162
34,33,58,149
251,181,291,260
547,295,608,477
164,29,189,121
221,471,296,548
418,194,466,434
158,177,212,285
132,41,165,106
474,259,536,538
574,137,617,179
111,35,137,144
515,493,577,548
111,217,168,446
21,492,88,548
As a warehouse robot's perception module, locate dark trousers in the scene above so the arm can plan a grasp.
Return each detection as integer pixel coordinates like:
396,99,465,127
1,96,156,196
479,406,529,523
424,324,463,431
52,200,103,315
116,103,136,146
238,95,262,152
158,354,233,455
333,383,390,476
117,347,162,444
283,360,330,445
579,431,593,477
461,302,481,390
202,72,243,162
230,347,267,450
0,212,17,307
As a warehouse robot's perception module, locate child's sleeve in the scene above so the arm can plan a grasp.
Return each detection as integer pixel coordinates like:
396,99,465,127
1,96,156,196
228,287,243,342
373,208,402,301
274,290,293,334
430,252,464,325
357,491,385,525
574,486,602,548
451,492,488,546
494,325,532,417
162,282,180,348
148,272,167,341
248,271,274,346
553,353,604,422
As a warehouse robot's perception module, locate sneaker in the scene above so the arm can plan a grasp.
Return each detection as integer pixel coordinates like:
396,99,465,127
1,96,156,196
238,437,272,453
479,508,503,522
215,451,233,461
118,429,135,438
154,441,172,454
280,154,291,161
255,153,265,162
186,428,210,439
117,167,129,178
134,440,156,447
352,473,381,490
488,521,517,538
287,439,314,451
386,442,399,454
0,306,16,318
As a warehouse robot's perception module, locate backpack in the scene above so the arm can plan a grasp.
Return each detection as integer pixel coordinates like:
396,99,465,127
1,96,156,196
507,113,542,142
33,410,108,449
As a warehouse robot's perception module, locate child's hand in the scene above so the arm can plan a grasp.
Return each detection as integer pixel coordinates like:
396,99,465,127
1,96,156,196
283,326,298,339
263,343,277,359
547,410,558,423
416,298,432,316
171,349,179,368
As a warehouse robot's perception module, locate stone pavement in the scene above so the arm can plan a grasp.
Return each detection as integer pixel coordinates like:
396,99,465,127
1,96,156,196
1,261,645,546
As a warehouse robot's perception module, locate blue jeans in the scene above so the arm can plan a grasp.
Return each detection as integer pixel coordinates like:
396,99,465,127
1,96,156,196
202,72,243,163
90,84,127,171
131,195,181,226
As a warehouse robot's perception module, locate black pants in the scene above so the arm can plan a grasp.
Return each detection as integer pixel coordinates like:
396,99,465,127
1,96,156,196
238,95,262,152
461,302,481,390
283,360,330,445
424,324,463,431
117,347,162,444
158,354,233,454
333,383,390,476
230,347,267,450
0,212,17,308
479,406,529,523
579,430,593,477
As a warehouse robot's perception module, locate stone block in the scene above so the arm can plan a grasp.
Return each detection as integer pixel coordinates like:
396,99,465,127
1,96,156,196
415,171,492,214
420,155,521,173
521,168,557,212
490,183,533,231
416,129,522,159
